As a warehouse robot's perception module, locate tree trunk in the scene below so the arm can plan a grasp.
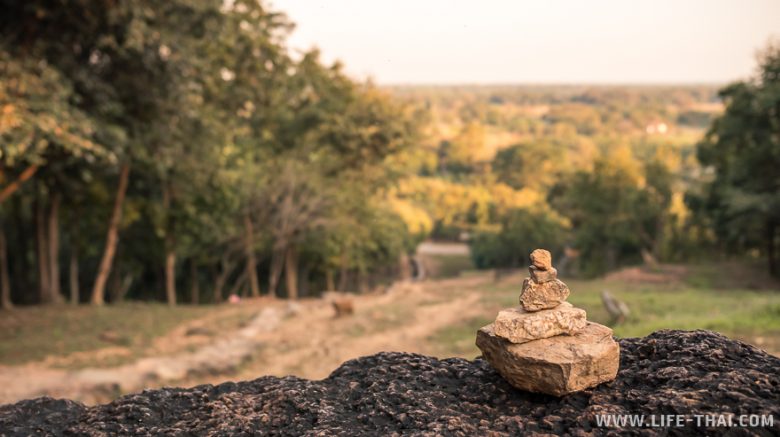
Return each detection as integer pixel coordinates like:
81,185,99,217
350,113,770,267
190,261,199,305
0,164,39,204
69,246,79,305
284,246,298,300
113,273,133,303
325,269,335,291
91,163,130,305
268,246,285,298
47,193,63,302
165,240,176,306
227,270,248,298
35,197,51,303
244,213,260,297
0,226,12,309
162,182,176,306
213,255,234,303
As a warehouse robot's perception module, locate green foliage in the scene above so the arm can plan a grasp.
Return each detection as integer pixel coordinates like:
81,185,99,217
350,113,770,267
0,0,421,304
553,147,666,276
695,42,780,276
471,209,566,269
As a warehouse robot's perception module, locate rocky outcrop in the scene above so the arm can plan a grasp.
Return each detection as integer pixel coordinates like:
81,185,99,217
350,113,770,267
1,330,778,436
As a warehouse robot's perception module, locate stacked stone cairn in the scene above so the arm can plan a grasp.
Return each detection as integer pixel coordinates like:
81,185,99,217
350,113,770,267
476,249,619,396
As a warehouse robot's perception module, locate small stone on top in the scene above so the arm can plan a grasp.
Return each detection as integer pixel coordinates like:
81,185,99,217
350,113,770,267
530,249,552,271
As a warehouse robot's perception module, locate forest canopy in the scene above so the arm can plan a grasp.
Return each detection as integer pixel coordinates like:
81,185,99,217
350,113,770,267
0,0,423,307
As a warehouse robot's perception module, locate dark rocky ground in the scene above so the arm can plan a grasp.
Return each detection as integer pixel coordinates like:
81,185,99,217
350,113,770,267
1,330,779,436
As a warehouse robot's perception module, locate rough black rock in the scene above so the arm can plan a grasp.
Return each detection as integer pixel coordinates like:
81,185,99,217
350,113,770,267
1,330,779,436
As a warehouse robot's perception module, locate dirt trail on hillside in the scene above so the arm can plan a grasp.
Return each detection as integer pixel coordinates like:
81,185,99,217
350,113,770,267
224,281,485,383
0,304,288,404
0,274,495,405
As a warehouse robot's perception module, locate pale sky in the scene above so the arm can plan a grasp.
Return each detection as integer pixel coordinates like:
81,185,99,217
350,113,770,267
270,0,780,85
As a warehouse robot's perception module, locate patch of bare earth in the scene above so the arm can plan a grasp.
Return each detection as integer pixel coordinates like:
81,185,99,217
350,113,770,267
185,276,489,385
604,264,688,284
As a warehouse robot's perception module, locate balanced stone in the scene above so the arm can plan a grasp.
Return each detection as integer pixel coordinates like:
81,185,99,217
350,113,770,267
476,322,620,396
519,278,570,311
530,249,552,270
529,266,557,283
493,302,586,344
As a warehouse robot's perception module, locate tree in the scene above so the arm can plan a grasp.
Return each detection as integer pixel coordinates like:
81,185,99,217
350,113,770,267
696,42,780,276
470,209,566,269
553,146,666,276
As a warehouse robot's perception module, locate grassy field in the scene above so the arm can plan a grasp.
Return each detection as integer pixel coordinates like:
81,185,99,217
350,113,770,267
0,302,258,367
428,262,780,359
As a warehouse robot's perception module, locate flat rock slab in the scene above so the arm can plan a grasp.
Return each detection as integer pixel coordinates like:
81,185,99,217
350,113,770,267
520,278,570,311
2,330,779,435
477,322,619,396
493,302,586,344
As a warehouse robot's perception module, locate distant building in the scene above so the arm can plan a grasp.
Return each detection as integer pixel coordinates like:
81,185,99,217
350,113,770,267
645,121,668,134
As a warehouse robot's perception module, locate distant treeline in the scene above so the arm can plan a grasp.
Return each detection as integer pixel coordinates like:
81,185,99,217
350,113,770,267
387,46,779,278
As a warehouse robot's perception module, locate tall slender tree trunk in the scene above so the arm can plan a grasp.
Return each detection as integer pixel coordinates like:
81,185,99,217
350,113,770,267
268,246,285,298
244,213,260,297
165,237,176,306
91,163,130,305
47,193,63,303
213,269,226,303
69,246,79,305
162,182,176,306
190,261,199,305
35,197,51,303
0,226,12,309
284,246,298,300
213,255,234,303
227,270,248,298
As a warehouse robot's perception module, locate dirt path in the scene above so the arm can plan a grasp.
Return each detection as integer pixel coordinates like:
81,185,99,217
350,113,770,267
233,285,482,381
183,275,492,386
0,274,495,405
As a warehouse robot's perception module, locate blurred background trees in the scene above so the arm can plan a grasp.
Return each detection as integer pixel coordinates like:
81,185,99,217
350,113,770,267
0,0,420,307
1,1,777,310
694,44,780,277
